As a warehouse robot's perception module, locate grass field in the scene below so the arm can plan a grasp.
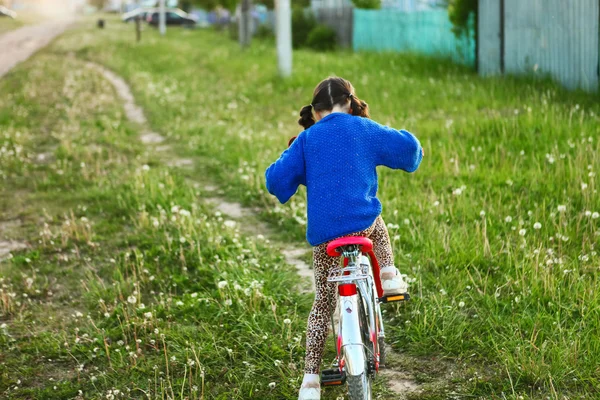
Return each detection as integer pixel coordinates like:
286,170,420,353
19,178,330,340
0,17,23,34
1,15,600,399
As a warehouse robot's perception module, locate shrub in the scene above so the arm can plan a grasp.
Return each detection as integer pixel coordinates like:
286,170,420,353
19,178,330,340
291,7,316,49
255,24,274,40
448,0,477,38
306,25,337,52
350,0,381,9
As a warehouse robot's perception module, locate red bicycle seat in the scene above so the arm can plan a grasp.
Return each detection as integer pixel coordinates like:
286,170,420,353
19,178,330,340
327,237,373,257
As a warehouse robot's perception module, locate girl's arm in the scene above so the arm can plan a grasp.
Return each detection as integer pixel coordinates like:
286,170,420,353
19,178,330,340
366,119,423,172
265,133,307,204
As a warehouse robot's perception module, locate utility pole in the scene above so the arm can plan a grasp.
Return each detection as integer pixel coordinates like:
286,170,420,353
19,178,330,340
275,0,292,77
239,0,252,48
159,0,166,36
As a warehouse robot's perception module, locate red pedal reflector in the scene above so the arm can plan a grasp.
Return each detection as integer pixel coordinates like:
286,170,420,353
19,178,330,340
338,283,357,296
324,381,342,386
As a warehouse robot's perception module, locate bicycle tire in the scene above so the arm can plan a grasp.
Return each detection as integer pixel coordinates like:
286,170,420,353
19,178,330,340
346,291,373,400
378,337,386,366
347,372,372,400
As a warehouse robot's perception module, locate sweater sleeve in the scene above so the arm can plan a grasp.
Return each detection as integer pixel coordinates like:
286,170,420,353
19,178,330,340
265,133,307,204
368,120,423,172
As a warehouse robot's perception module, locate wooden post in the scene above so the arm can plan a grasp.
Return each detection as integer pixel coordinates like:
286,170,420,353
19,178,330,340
276,0,292,77
135,16,141,42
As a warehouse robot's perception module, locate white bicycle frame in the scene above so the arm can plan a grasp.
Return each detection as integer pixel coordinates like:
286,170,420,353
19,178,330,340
328,245,385,378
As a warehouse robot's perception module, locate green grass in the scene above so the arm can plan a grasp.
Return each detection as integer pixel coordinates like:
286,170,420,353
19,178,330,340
2,14,600,399
0,43,314,399
0,17,23,34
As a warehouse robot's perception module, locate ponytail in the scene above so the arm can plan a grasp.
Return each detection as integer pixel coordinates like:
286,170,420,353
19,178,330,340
349,94,370,119
298,104,315,130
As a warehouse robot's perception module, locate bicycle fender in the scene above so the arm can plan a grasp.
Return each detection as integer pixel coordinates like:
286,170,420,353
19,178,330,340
339,294,367,376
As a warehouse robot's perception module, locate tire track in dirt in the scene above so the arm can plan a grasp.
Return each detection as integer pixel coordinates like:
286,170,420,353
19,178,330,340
0,20,77,259
90,60,422,398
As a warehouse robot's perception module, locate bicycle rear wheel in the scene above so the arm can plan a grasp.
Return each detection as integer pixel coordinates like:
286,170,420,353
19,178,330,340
347,372,372,400
346,291,373,400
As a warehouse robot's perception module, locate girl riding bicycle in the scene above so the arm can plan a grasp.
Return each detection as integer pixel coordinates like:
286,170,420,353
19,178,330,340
265,77,423,400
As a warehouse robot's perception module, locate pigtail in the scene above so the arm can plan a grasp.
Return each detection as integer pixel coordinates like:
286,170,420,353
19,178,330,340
298,104,315,130
350,95,370,119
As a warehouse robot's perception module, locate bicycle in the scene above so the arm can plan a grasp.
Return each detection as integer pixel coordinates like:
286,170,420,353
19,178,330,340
318,236,409,400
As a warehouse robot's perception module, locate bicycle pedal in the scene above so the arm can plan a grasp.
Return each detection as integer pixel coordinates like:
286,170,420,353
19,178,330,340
379,292,410,303
320,369,346,386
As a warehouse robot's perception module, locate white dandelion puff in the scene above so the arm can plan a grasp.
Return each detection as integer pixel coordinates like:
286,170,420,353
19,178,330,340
217,281,228,289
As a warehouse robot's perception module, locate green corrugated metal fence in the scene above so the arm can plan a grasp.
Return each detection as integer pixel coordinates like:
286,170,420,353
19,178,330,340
353,9,476,67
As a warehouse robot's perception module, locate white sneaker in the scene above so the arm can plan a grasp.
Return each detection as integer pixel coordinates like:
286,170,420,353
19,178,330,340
298,374,320,400
380,266,408,295
298,387,320,400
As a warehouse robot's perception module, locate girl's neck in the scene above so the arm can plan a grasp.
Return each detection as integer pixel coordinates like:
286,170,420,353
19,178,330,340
318,103,350,120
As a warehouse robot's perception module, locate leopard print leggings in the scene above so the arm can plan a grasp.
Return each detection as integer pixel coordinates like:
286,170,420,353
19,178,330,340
304,215,394,374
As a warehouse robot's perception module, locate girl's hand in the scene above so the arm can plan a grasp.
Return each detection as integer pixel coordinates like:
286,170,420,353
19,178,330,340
422,147,425,157
288,136,297,148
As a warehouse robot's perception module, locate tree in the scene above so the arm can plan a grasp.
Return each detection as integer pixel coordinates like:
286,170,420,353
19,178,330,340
447,0,477,38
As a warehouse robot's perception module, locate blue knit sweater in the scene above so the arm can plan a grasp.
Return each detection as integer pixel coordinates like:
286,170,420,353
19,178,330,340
265,113,423,246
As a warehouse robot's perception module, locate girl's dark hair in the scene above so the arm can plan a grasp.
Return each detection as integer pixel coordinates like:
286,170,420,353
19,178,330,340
298,77,370,130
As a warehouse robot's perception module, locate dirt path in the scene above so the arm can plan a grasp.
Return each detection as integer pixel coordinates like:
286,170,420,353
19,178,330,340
89,61,422,398
0,18,75,79
0,19,76,259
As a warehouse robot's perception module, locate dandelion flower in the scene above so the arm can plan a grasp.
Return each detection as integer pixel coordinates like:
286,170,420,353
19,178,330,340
217,281,228,289
268,382,276,389
224,299,232,306
533,222,542,230
283,318,292,324
224,220,236,228
505,216,512,223
593,212,600,219
127,295,137,304
458,301,465,308
179,237,186,244
144,312,152,319
557,205,566,212
479,210,486,217
142,164,150,171
519,229,526,236
585,210,592,217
